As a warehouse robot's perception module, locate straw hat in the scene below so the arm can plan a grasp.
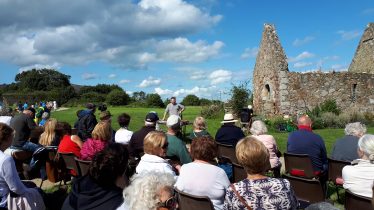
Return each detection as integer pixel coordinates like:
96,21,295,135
221,113,238,124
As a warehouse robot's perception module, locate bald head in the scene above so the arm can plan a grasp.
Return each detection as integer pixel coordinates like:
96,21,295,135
297,115,312,127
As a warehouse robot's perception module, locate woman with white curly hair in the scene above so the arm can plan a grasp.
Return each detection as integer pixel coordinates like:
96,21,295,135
117,172,176,210
250,120,281,176
342,134,374,198
331,122,367,162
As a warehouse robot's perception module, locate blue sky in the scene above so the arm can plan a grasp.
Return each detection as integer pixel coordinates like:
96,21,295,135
0,0,373,101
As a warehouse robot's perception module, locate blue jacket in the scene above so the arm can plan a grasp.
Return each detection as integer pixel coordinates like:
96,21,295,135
287,128,328,172
215,123,245,146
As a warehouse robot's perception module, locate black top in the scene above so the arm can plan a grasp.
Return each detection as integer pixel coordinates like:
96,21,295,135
331,135,359,162
62,175,123,210
77,110,98,141
10,113,36,147
215,123,245,146
128,126,156,158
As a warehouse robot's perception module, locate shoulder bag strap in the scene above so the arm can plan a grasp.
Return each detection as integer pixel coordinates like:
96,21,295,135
230,184,252,210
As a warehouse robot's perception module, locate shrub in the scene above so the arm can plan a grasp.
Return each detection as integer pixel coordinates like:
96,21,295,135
106,90,130,106
320,99,341,115
228,82,251,117
81,91,105,103
311,117,326,129
146,93,164,108
336,113,351,128
181,94,200,106
320,112,338,128
201,104,224,119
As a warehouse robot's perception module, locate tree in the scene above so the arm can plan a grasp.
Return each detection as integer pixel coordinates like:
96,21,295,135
15,69,71,91
181,94,200,106
79,84,123,95
228,82,251,117
146,93,165,107
106,90,130,106
132,91,146,102
81,92,106,103
199,98,212,106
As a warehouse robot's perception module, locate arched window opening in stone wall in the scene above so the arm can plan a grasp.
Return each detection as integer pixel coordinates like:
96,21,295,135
261,84,271,100
351,84,357,103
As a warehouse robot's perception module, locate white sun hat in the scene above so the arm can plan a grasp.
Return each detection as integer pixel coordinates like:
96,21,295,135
221,113,238,124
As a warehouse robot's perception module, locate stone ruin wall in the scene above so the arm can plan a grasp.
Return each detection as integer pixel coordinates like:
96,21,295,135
282,72,374,114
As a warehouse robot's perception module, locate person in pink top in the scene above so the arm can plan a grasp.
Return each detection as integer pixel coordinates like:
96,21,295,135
250,120,281,176
81,121,112,160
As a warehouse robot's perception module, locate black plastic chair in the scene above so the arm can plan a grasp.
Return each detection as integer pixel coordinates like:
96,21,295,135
327,157,350,200
58,152,80,180
175,188,214,210
283,174,325,208
284,152,316,179
75,157,91,177
232,162,247,183
345,190,373,210
216,142,238,164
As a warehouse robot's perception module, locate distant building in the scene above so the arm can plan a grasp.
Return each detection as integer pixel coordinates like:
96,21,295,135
253,23,374,116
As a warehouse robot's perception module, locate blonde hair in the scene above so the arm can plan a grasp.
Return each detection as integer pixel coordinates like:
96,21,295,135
236,136,270,174
193,116,206,130
39,118,57,146
92,121,112,142
143,131,167,155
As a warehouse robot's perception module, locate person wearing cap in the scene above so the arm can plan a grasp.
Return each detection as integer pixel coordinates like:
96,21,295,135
215,113,245,146
128,112,159,158
77,103,98,141
162,97,185,120
166,115,192,165
99,110,116,142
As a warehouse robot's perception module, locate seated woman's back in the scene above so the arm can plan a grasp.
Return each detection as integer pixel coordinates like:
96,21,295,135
175,137,230,210
80,122,111,160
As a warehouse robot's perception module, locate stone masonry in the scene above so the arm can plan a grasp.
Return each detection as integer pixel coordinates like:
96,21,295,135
253,23,374,116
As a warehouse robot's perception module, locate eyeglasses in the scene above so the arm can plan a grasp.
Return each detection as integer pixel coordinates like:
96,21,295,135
157,195,176,209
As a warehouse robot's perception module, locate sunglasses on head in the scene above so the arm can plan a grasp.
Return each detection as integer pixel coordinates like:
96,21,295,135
157,195,176,209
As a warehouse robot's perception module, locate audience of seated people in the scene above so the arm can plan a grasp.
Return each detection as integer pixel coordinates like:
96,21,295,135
128,112,158,159
342,134,374,198
10,108,41,153
136,131,177,177
250,120,281,174
175,136,230,210
165,115,192,164
215,113,245,146
331,122,367,162
0,123,45,209
57,122,83,158
224,136,298,209
119,171,176,210
287,115,328,175
115,113,133,145
80,121,112,160
39,118,60,147
62,143,128,210
187,116,211,141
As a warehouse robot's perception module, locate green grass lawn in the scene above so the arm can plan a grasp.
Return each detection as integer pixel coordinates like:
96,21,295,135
52,106,374,155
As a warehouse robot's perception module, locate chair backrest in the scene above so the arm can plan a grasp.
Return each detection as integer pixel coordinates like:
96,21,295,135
232,162,247,183
283,174,325,205
216,142,238,164
345,190,373,210
75,158,91,177
71,128,78,135
58,152,79,176
45,147,61,183
175,188,214,210
327,157,350,184
284,152,315,178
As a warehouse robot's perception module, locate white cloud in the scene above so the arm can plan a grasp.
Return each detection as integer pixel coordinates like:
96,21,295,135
108,74,116,79
292,36,315,47
240,47,258,59
331,64,348,71
208,69,232,85
119,79,131,84
293,62,313,68
0,0,222,70
82,72,98,80
138,76,161,88
337,30,361,40
288,51,315,62
18,63,61,73
155,87,173,96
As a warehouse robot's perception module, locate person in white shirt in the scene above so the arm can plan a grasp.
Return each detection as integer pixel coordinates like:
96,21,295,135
0,123,44,209
136,131,179,177
343,134,374,198
114,113,133,145
175,136,230,210
0,108,13,126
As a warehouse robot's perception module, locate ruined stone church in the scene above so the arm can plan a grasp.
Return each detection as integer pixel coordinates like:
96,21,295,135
253,23,374,116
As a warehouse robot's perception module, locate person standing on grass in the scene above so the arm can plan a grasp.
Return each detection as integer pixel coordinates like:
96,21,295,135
77,103,98,142
162,97,185,120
